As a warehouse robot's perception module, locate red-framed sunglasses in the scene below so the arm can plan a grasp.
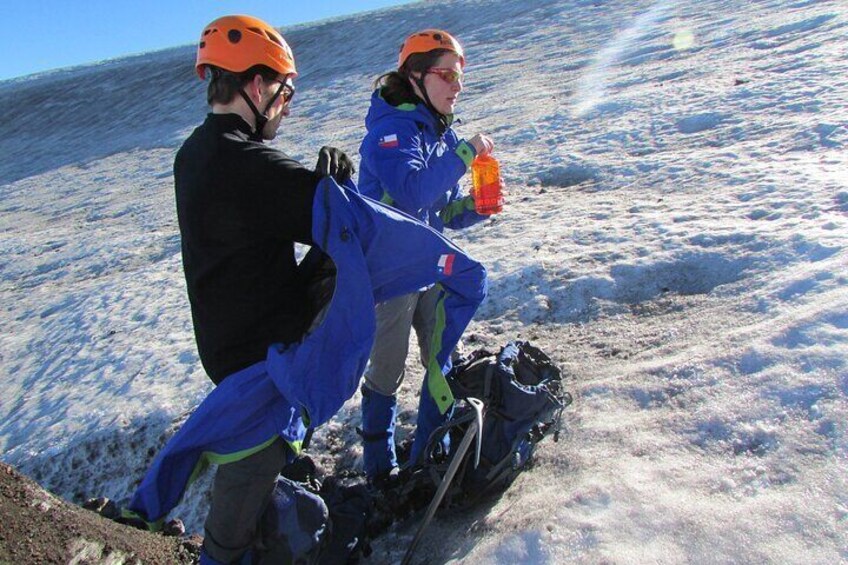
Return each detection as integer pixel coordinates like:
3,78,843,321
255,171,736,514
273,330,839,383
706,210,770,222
426,67,463,84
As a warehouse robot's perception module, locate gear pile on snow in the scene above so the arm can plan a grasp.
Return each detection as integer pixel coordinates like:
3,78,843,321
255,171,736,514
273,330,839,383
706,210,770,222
80,341,570,563
386,340,572,517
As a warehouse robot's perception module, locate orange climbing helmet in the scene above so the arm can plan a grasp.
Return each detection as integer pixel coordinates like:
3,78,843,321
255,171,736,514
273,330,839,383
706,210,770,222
195,15,297,79
397,29,465,70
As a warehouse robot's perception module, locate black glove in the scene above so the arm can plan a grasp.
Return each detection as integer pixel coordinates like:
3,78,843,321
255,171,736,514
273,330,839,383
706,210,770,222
315,146,356,184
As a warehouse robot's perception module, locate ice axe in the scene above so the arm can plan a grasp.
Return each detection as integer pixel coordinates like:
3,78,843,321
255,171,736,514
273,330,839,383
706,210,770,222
402,397,485,565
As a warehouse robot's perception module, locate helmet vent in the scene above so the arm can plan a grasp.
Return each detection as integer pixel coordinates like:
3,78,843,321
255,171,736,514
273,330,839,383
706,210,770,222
196,16,296,78
265,32,284,47
246,26,284,48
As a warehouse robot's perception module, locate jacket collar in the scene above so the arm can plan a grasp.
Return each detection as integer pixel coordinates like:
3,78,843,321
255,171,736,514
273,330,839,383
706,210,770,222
365,89,455,134
207,112,258,140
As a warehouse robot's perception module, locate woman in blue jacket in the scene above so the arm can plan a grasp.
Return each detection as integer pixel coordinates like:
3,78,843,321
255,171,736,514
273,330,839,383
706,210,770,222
357,29,499,486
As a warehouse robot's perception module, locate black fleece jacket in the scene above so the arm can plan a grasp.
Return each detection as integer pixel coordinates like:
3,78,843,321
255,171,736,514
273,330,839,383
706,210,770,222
174,113,322,383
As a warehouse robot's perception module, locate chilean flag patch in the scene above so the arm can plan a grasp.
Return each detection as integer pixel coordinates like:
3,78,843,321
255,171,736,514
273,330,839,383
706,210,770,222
378,134,399,148
438,253,455,276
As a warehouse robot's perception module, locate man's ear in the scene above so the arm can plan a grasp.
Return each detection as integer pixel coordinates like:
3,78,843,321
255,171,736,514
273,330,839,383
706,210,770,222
247,74,264,102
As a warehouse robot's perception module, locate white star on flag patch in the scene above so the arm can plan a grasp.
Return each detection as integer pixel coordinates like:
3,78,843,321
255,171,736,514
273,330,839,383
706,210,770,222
378,134,399,148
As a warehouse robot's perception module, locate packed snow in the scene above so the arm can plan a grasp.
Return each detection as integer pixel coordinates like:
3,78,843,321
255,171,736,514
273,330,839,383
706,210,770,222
1,0,846,562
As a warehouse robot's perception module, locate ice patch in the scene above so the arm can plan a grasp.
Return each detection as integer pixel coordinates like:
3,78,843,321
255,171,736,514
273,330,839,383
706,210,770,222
489,531,553,563
630,383,686,409
764,13,838,38
481,252,750,323
534,163,599,188
777,277,818,301
689,418,780,458
836,192,848,212
689,418,733,451
677,113,727,134
791,123,846,150
772,313,848,350
813,124,844,148
607,253,748,301
736,349,774,376
772,384,833,414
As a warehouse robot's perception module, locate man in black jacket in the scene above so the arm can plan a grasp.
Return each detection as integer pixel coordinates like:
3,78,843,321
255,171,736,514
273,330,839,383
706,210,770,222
175,14,353,564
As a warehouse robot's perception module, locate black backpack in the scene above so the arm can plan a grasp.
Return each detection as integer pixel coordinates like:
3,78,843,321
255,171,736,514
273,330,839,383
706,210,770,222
404,341,572,510
255,457,378,564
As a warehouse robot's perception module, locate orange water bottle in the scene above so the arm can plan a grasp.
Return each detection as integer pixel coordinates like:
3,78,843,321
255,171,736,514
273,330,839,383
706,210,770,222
471,154,504,215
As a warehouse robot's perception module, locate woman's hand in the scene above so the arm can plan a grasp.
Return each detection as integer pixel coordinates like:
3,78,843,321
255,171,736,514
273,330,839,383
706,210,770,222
468,134,494,156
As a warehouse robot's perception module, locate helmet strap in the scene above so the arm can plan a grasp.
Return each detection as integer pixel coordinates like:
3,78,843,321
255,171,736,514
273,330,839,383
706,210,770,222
238,89,268,140
238,79,289,141
412,75,449,136
264,81,288,115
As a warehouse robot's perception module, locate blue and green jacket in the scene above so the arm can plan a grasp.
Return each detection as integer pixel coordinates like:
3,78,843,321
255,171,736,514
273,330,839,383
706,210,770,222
358,88,485,233
125,177,487,528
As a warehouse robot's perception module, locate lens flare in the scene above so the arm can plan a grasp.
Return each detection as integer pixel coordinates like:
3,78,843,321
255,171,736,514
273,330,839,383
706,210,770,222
572,0,675,118
673,29,695,50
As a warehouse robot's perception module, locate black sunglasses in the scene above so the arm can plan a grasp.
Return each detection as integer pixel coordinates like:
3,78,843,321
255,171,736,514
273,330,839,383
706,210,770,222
269,78,296,105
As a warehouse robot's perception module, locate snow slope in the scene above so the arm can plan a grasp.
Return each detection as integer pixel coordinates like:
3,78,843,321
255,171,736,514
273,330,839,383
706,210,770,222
1,0,846,562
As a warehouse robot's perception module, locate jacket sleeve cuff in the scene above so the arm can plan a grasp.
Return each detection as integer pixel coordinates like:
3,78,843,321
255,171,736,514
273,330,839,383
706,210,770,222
455,140,476,169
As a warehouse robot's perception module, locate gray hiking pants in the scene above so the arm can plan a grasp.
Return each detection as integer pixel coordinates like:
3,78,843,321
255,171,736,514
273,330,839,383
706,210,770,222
363,286,441,396
203,437,288,563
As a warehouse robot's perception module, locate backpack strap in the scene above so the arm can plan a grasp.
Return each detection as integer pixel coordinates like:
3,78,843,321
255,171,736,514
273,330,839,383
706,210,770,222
483,362,495,402
482,456,522,493
448,352,496,401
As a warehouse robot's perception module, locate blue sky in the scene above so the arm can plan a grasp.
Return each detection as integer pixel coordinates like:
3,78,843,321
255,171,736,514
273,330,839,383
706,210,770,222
1,0,414,81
